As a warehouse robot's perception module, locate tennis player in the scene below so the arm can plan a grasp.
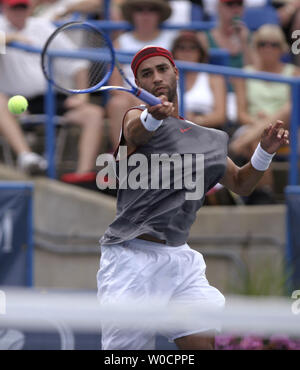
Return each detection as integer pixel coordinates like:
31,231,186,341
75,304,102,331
97,46,289,350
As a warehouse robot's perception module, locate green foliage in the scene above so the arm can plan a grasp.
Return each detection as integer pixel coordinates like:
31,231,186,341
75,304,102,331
229,256,291,296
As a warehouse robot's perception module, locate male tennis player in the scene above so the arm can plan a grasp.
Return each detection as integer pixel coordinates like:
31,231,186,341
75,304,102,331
97,46,289,350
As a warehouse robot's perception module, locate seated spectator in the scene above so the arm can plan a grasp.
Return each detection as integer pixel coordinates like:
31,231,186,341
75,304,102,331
201,0,268,21
199,0,252,124
31,0,103,21
107,0,178,149
200,0,252,67
230,24,300,203
171,31,226,129
167,0,194,24
0,0,104,179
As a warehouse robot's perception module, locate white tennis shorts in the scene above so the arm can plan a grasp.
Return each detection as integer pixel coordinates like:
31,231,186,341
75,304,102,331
97,238,225,350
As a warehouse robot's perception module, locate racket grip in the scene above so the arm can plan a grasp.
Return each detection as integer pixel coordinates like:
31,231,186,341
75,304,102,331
136,89,162,106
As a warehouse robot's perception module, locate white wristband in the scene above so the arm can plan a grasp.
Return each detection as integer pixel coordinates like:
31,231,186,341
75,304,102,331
251,142,275,171
140,109,163,132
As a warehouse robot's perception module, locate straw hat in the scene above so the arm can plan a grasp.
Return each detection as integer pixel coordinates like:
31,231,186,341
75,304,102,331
120,0,172,24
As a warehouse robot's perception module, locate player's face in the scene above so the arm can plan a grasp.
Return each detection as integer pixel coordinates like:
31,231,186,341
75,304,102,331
135,56,179,103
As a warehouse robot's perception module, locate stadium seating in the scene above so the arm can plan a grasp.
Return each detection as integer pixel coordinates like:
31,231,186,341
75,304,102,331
243,5,279,31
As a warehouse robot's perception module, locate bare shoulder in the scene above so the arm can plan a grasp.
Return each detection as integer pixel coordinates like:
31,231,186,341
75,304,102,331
293,65,300,77
113,38,120,49
197,31,209,49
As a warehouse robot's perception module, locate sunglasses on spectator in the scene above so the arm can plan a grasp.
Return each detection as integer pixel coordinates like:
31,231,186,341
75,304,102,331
257,41,281,49
133,6,160,12
224,1,243,7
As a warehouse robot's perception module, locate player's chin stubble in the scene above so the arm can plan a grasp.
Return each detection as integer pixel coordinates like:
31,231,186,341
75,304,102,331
152,78,177,103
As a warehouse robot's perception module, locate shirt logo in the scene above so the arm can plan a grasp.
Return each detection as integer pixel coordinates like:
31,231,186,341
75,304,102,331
180,127,192,133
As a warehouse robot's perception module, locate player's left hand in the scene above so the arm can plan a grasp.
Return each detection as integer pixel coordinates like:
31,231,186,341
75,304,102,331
260,120,289,154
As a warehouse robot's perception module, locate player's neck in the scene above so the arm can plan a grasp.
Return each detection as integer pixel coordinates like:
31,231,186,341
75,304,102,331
172,99,179,118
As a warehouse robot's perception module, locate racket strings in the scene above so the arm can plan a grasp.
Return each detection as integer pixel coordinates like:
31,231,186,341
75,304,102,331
42,22,114,93
85,27,111,89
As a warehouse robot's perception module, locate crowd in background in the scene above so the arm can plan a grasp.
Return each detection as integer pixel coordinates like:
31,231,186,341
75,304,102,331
0,0,299,204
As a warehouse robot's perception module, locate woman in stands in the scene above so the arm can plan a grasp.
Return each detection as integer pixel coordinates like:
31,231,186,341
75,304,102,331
200,0,252,69
171,31,226,129
198,0,252,126
230,24,300,203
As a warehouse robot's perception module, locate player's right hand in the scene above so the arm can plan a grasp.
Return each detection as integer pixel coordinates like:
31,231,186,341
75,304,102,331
147,95,174,120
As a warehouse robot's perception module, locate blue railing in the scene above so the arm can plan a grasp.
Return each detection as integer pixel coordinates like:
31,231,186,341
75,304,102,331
8,20,300,185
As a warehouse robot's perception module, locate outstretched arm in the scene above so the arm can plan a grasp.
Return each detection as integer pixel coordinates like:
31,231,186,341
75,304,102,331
123,95,174,149
220,120,289,196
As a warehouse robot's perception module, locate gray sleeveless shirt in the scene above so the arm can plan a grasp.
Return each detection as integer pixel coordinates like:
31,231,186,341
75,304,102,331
100,109,228,247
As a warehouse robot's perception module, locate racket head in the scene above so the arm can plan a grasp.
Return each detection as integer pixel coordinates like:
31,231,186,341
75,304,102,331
41,21,115,94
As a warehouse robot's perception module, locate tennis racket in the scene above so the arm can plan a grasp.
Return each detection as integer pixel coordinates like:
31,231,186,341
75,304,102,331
41,21,161,106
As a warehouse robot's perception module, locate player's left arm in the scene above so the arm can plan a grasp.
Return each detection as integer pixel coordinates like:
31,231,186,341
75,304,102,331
220,120,289,196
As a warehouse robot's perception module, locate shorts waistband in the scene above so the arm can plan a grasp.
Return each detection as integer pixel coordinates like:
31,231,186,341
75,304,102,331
137,234,167,244
125,237,189,251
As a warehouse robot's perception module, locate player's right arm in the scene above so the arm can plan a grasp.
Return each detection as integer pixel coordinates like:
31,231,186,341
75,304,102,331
123,95,174,149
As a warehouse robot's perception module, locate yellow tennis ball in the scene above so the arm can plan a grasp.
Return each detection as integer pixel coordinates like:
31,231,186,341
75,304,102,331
8,95,28,114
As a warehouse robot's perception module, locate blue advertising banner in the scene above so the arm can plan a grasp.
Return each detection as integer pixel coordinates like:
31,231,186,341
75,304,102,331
0,327,177,350
0,183,178,350
285,186,300,292
0,182,33,287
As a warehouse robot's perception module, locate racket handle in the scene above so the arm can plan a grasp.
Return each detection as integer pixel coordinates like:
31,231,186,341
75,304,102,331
136,89,162,106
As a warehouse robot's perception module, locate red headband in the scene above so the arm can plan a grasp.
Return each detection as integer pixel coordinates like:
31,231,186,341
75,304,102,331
131,46,175,78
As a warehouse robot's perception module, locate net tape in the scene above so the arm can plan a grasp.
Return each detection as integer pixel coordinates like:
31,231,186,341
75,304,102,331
0,289,299,336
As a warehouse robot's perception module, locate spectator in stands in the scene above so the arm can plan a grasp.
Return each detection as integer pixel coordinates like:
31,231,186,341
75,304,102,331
201,0,268,21
31,0,104,21
230,24,300,203
200,0,252,68
198,0,252,125
171,31,226,129
168,0,197,24
0,0,104,178
271,0,300,66
106,0,178,149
